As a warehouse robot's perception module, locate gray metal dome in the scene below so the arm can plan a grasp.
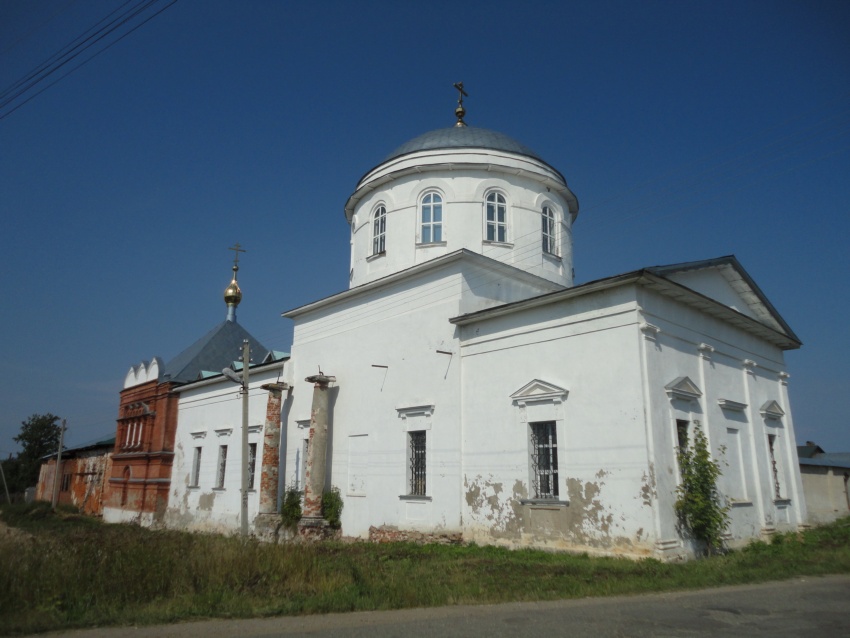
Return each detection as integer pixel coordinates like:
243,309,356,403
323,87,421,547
385,126,545,163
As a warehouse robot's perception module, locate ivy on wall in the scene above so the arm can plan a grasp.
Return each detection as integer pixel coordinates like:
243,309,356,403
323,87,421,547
675,425,729,555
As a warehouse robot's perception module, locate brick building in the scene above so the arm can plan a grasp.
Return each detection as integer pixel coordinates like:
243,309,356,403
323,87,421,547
102,259,271,525
35,436,114,515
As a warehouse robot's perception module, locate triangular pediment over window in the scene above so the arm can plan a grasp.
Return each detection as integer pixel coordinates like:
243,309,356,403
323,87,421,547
760,400,785,419
665,376,702,401
510,379,568,404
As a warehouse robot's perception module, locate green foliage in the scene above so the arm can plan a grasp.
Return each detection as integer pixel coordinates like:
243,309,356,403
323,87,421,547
675,425,730,555
321,486,344,528
280,487,302,529
9,413,62,491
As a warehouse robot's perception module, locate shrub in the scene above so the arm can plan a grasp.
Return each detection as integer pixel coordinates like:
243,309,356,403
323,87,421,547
675,425,729,555
281,487,302,529
321,487,343,529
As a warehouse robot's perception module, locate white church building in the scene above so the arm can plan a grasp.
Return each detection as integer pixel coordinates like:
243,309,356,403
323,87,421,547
168,99,807,558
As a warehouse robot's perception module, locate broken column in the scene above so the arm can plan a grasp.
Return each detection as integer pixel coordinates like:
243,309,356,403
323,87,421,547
298,373,335,539
259,382,287,515
253,381,288,541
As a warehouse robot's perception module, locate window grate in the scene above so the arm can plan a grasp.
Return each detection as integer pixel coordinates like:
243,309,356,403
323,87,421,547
216,445,227,489
530,421,558,499
248,442,257,490
768,434,781,499
409,431,426,496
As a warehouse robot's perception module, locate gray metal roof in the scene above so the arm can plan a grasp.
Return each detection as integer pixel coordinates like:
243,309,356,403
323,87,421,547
385,126,545,162
799,453,850,470
163,320,269,384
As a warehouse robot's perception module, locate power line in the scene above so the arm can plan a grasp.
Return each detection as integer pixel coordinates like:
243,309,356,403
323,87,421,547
0,0,178,120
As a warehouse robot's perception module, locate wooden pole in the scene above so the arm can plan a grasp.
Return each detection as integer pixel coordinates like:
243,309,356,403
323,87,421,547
51,420,66,509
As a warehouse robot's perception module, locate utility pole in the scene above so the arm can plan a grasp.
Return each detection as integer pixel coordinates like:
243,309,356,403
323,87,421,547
51,419,66,509
0,457,11,504
240,339,250,538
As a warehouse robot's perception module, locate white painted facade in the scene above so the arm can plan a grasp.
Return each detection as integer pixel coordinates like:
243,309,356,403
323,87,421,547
161,122,806,557
165,361,285,533
276,124,807,558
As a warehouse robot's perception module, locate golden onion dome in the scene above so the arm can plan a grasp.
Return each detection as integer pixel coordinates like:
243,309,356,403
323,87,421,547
224,265,242,306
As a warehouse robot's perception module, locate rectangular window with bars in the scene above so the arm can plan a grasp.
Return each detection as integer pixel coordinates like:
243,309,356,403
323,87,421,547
408,431,426,496
768,434,782,499
216,445,227,489
530,421,559,499
248,442,257,490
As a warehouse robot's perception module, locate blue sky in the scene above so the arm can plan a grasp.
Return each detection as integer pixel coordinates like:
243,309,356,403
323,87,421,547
1,0,848,458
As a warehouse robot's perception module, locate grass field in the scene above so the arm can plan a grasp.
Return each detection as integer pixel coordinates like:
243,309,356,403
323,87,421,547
2,502,849,636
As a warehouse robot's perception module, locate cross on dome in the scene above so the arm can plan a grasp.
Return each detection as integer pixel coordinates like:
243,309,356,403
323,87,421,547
453,81,468,127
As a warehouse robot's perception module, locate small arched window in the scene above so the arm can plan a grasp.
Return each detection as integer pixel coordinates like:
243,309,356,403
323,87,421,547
485,192,507,243
372,205,386,255
420,192,443,243
542,206,557,255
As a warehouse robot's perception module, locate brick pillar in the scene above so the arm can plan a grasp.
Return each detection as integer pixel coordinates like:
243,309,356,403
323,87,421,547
301,374,334,520
259,382,287,515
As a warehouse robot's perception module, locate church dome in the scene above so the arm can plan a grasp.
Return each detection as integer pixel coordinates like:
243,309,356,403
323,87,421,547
345,109,579,290
386,126,539,162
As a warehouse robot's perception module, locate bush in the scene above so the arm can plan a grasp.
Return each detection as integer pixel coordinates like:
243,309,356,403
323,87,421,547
281,487,302,529
321,487,343,528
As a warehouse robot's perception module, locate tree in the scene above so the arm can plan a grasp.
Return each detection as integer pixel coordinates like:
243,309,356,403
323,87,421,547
12,413,62,490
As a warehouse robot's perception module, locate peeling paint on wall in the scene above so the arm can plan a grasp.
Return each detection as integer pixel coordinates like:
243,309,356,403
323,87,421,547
640,463,657,507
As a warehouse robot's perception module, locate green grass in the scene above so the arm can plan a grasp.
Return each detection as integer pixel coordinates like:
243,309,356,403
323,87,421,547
2,502,849,635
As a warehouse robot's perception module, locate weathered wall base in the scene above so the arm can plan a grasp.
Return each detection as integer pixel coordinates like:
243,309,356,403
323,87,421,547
369,525,464,545
253,513,283,542
297,516,340,542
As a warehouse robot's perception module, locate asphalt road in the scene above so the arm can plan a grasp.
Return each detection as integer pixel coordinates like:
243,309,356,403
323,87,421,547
45,574,850,638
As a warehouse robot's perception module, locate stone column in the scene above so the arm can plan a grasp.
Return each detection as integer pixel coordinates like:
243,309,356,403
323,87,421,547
258,382,287,515
301,374,334,520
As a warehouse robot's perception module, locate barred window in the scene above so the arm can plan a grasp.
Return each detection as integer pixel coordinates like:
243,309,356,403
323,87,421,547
248,442,257,490
216,445,227,489
768,434,782,499
372,205,386,255
420,192,443,243
530,421,559,499
542,206,557,255
61,472,71,492
485,192,507,242
409,431,426,496
676,419,690,453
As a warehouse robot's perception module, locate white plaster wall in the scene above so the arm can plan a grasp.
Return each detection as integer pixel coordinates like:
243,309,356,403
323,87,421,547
800,466,850,524
458,285,657,555
638,287,805,553
165,364,284,534
349,166,574,289
285,264,472,538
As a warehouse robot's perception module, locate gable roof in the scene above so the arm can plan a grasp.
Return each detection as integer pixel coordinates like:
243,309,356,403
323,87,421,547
163,320,270,384
450,256,801,350
645,256,797,340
